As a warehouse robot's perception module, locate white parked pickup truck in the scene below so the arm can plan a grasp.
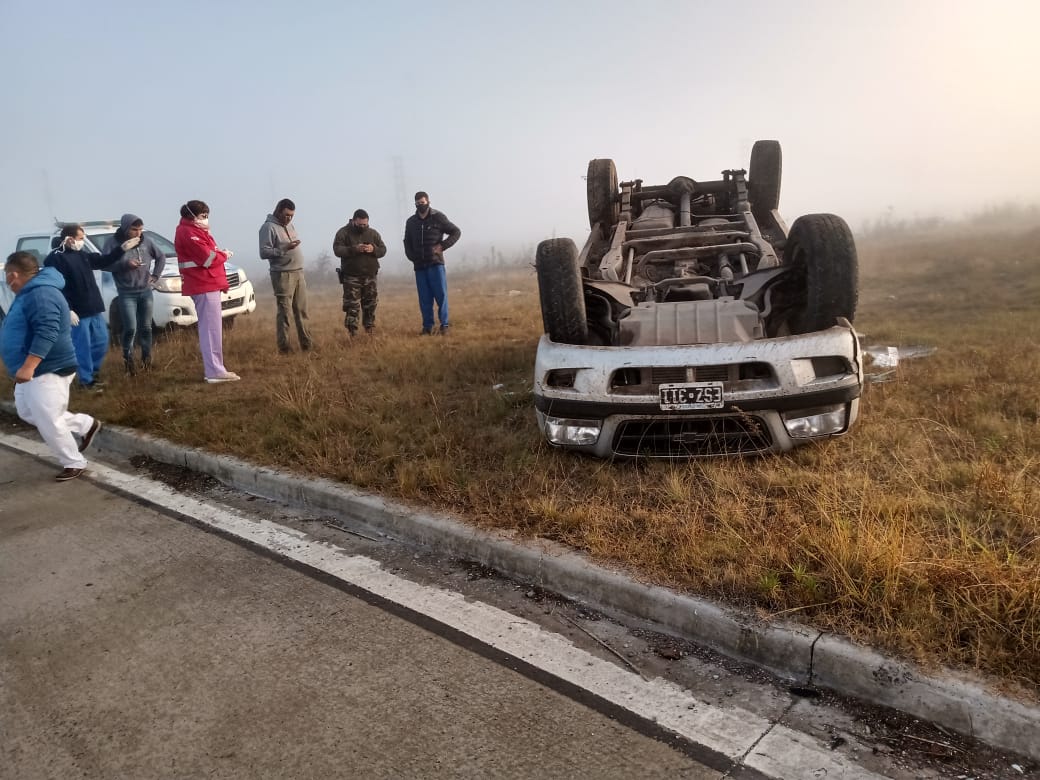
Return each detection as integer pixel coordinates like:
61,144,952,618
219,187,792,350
7,219,256,334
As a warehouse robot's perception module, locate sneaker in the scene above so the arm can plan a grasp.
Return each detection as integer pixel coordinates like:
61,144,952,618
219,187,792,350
124,357,137,376
205,372,241,383
142,355,152,371
78,382,104,394
420,328,433,336
79,419,102,453
55,467,85,482
439,325,450,336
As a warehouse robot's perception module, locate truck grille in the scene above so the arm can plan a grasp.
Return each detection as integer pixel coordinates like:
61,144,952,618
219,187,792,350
612,415,773,457
226,271,241,288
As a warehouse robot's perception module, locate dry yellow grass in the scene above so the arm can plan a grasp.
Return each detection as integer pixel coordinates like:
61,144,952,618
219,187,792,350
4,227,1038,693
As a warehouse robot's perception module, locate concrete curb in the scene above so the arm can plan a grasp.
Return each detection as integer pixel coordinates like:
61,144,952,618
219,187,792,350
4,403,1037,762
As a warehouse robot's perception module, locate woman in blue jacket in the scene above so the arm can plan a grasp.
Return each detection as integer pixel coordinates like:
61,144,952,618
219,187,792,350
1,252,102,481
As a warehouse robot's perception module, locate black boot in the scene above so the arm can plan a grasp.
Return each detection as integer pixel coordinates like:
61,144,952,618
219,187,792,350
124,356,137,376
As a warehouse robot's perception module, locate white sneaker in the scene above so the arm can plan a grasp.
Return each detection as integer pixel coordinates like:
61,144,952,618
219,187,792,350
205,372,241,383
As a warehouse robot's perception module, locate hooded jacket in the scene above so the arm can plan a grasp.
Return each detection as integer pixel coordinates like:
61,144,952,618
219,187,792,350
174,217,229,296
403,208,461,270
332,223,387,277
43,240,124,317
101,213,167,293
259,214,305,272
1,267,78,378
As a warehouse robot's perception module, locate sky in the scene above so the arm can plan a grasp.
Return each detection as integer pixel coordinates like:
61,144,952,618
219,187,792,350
2,0,1039,278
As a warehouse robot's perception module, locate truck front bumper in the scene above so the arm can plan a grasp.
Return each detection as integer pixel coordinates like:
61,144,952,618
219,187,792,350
533,323,863,458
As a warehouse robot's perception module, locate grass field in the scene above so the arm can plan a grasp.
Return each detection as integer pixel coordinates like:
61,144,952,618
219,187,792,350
4,225,1039,695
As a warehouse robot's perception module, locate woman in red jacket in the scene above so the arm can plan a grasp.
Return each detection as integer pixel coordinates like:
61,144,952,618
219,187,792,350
174,200,241,383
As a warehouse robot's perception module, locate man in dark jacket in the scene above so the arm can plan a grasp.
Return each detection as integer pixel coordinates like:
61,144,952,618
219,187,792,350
2,252,103,481
44,223,129,389
333,209,387,337
403,191,460,335
102,214,165,375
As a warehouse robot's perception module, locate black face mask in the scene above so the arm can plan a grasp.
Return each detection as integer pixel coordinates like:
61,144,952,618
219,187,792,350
416,204,430,215
350,223,365,234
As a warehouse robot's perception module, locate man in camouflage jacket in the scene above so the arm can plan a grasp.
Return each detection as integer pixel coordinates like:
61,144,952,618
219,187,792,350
332,209,387,336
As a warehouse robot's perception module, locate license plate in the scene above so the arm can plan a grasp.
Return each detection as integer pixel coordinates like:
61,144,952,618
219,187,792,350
659,382,724,410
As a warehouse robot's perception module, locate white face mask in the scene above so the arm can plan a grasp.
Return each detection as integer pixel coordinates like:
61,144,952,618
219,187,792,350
71,239,85,251
195,217,210,229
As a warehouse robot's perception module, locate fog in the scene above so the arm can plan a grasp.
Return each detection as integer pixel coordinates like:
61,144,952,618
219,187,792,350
2,0,1038,279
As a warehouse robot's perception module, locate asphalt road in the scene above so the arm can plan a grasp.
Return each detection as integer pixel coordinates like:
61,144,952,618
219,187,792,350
0,447,717,779
3,434,1035,780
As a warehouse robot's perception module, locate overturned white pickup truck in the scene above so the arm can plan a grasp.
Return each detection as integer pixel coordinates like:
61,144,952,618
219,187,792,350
533,141,863,458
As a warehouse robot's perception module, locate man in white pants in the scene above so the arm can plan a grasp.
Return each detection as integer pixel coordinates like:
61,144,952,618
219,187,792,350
2,252,102,481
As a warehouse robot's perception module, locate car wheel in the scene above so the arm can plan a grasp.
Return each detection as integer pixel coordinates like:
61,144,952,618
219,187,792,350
587,158,619,230
748,140,782,219
782,214,858,334
536,238,588,344
108,302,123,346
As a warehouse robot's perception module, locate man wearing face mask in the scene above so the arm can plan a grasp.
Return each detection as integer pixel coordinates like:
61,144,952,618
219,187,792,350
403,191,461,335
102,214,166,375
259,198,312,353
43,223,131,390
332,209,387,337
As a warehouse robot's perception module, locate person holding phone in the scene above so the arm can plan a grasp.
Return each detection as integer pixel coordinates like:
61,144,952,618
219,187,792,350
259,198,312,354
175,200,240,383
332,209,387,338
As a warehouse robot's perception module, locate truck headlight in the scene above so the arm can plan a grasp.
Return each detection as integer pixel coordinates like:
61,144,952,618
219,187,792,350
544,416,601,446
783,405,848,438
154,275,182,293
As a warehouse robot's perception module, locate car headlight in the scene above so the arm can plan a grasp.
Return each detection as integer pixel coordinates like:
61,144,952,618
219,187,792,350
783,405,848,438
236,267,249,282
154,275,182,293
544,416,601,446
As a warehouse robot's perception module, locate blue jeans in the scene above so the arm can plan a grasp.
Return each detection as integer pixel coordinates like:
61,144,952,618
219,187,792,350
116,289,154,361
71,312,109,385
414,264,449,330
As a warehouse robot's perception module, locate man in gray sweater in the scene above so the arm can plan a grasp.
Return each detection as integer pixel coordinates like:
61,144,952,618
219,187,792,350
259,198,312,353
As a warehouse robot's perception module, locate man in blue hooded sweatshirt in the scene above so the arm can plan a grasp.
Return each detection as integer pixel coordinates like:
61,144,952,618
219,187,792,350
2,252,103,481
102,214,166,375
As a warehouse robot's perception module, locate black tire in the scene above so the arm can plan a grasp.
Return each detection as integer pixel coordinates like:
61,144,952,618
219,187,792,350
108,301,123,346
587,158,619,229
535,238,588,344
782,214,858,334
748,140,782,218
222,315,236,331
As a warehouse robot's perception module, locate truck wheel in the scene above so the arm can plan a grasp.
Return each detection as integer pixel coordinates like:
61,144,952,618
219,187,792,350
748,140,782,218
536,238,588,344
587,158,619,229
783,214,858,334
108,302,123,346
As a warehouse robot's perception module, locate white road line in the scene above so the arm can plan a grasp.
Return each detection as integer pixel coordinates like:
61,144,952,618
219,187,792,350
3,433,885,779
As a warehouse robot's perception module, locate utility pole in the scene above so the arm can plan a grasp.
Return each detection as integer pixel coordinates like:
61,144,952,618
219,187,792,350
392,156,407,231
